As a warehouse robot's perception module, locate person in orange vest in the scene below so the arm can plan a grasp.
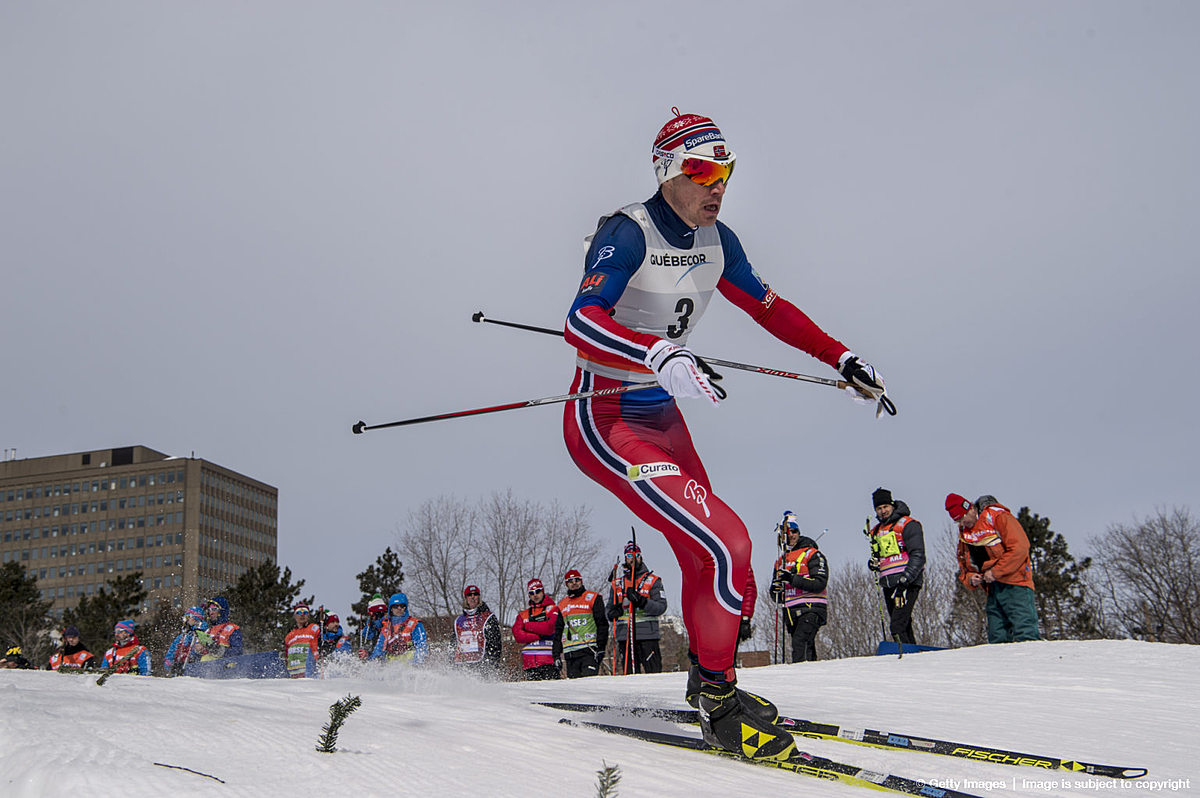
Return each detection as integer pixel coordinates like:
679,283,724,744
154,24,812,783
194,596,243,660
370,592,429,664
557,569,608,678
867,487,926,646
770,513,828,662
512,578,563,680
606,542,667,675
99,619,151,675
946,493,1040,643
47,625,96,671
283,602,321,677
452,585,502,674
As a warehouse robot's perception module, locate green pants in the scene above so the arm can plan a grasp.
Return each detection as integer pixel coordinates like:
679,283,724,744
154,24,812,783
985,582,1040,643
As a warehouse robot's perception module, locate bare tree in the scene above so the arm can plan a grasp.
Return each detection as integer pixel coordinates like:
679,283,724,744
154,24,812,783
1090,507,1200,644
398,495,477,618
398,491,605,626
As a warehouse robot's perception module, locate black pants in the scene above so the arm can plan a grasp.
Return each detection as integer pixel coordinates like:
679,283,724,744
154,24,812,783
883,584,921,645
564,650,601,679
613,638,662,674
523,663,561,681
785,610,823,662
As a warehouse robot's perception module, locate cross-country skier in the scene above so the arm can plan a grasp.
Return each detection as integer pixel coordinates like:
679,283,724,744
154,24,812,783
563,108,890,761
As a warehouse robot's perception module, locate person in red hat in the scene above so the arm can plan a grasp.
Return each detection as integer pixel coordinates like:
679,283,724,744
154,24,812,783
557,569,608,678
452,584,502,674
560,109,893,761
946,493,1040,643
511,578,563,680
283,603,320,678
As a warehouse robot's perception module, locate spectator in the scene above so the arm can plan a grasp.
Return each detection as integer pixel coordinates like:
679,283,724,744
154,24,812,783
163,608,207,676
606,542,667,674
319,614,353,660
452,585,503,674
195,596,243,660
371,592,429,665
100,620,151,675
1,642,36,670
947,493,1040,643
284,603,321,678
867,487,926,646
557,569,608,678
357,594,387,659
47,625,97,671
769,512,829,662
512,578,563,680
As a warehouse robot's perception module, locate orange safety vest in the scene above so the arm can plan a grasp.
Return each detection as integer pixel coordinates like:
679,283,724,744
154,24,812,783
558,591,602,653
773,547,827,607
49,649,95,671
284,623,321,677
380,616,420,660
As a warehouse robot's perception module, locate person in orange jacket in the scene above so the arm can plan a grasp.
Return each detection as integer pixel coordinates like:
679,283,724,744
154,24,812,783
946,493,1040,643
511,578,563,680
100,620,152,675
47,625,96,671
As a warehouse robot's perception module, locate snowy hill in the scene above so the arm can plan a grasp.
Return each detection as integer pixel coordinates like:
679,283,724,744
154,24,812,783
2,641,1195,797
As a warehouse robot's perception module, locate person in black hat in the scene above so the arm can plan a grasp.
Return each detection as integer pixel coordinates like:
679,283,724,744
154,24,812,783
866,487,926,646
47,626,96,671
1,642,35,669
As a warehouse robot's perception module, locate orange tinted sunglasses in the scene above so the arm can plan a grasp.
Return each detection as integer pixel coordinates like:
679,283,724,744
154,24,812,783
681,157,735,186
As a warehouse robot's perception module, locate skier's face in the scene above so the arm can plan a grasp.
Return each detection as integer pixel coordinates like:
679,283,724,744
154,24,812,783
662,172,726,227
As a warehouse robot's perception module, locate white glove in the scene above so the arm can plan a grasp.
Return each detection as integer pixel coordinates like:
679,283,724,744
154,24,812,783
838,351,896,417
644,340,721,406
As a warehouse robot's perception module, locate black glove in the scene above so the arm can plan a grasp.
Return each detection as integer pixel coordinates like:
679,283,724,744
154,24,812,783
867,557,880,572
606,603,624,620
838,352,886,401
738,618,753,642
629,592,648,610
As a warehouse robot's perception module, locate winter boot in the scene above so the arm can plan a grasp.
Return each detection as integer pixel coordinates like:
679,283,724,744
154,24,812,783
685,660,779,724
697,678,795,761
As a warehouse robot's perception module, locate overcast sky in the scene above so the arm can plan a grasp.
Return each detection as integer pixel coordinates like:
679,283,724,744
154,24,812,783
3,2,1197,624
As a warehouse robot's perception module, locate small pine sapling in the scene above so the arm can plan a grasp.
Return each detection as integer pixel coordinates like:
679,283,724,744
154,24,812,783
315,694,363,753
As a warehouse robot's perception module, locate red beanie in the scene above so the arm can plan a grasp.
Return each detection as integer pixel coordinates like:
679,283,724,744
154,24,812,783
526,578,544,593
563,569,582,582
945,493,971,521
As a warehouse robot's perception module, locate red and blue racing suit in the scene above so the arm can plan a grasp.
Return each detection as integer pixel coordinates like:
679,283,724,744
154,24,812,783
563,189,847,676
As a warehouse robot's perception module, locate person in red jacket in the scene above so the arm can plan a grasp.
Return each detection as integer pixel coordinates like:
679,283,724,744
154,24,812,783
947,493,1040,643
100,620,151,675
511,578,563,680
283,603,321,678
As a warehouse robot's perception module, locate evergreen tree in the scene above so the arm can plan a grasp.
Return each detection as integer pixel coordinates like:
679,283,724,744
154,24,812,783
349,548,405,633
62,572,149,656
0,561,54,663
225,561,312,654
1019,506,1098,640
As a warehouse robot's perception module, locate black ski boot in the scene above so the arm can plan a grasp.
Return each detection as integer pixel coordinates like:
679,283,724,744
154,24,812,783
697,679,795,761
685,660,779,724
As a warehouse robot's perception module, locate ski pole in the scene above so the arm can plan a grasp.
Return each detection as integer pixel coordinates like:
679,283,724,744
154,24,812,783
352,381,659,434
472,310,896,415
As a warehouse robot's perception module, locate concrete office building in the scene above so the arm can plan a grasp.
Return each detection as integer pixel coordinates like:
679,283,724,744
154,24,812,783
0,446,277,619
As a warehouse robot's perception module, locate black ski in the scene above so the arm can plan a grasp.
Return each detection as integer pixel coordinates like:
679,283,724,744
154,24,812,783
540,702,1146,780
561,718,985,798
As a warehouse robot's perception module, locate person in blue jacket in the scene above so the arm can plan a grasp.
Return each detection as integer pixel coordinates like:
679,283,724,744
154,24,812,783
164,606,208,675
197,596,244,660
370,593,428,665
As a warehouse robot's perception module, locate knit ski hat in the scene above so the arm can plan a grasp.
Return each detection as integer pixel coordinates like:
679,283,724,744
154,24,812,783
292,602,311,614
872,487,894,508
652,108,735,185
367,595,387,614
946,493,972,521
114,619,135,637
463,584,481,597
325,614,340,626
563,569,582,582
624,541,641,557
63,625,80,638
183,607,204,623
526,578,544,593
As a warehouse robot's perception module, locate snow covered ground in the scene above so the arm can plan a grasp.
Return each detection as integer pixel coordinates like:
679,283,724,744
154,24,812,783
2,640,1195,798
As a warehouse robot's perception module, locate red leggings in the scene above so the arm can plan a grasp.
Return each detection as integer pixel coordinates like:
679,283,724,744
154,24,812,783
563,369,750,674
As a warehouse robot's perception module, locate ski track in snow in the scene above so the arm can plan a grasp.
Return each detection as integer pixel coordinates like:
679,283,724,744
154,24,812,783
1,640,1197,797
